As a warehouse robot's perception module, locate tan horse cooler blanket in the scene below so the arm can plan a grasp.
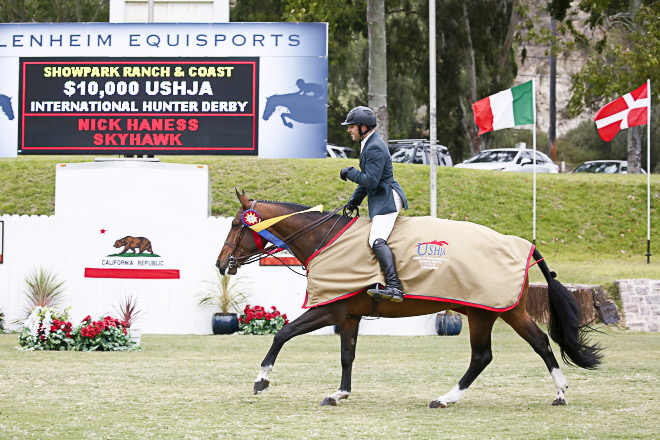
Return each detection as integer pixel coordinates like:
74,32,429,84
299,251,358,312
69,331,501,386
303,216,535,310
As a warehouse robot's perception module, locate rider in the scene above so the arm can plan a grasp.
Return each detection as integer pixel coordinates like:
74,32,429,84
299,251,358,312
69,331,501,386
296,79,324,99
339,106,408,302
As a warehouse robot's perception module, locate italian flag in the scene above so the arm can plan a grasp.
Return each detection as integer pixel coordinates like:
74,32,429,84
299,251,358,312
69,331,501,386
472,81,535,135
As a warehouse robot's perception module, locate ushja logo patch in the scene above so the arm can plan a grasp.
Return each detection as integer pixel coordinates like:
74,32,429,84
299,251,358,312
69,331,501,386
408,240,449,270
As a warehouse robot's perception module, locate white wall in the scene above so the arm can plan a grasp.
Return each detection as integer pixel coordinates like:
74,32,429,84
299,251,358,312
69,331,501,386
0,159,438,336
0,214,438,336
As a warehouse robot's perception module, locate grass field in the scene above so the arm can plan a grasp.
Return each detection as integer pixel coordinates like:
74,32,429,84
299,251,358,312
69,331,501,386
1,323,658,440
2,155,659,286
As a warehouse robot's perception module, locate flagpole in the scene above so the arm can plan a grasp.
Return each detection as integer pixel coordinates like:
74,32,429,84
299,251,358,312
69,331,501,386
533,77,537,245
647,78,652,263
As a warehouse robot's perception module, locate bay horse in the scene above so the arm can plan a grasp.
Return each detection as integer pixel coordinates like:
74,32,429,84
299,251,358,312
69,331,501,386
216,190,602,408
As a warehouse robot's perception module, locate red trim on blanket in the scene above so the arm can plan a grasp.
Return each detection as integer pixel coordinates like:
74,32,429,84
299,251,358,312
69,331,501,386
304,216,359,269
303,244,537,311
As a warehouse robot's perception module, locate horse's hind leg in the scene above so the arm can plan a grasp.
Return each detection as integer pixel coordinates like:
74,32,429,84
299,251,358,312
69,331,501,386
254,306,335,394
430,308,498,408
321,316,361,406
500,308,568,405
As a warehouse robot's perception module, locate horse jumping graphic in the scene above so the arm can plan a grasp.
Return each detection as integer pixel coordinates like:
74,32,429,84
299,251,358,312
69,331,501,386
0,95,15,120
262,80,326,128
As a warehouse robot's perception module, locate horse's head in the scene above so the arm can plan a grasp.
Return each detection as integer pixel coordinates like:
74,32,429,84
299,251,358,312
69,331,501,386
262,95,276,121
0,95,15,121
216,189,262,275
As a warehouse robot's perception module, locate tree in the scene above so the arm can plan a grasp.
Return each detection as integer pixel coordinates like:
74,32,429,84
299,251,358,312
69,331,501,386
559,0,659,173
0,0,108,22
367,0,388,143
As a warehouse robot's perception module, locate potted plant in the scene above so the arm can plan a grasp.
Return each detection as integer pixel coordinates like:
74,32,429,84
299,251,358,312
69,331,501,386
112,294,145,345
196,273,251,335
435,310,463,336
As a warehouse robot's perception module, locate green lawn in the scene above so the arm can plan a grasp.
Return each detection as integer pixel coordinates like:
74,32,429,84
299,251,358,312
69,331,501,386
1,324,657,439
1,155,659,285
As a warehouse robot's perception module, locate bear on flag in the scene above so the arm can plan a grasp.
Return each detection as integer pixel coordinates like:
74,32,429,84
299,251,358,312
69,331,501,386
593,82,650,142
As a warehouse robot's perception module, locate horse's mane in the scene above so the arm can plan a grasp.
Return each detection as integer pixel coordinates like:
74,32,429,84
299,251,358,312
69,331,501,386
255,199,334,215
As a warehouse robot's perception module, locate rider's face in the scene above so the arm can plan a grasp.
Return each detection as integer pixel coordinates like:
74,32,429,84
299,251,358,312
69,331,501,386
347,124,360,142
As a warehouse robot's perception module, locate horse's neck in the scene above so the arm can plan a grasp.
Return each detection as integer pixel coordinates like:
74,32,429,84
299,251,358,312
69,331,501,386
268,210,349,263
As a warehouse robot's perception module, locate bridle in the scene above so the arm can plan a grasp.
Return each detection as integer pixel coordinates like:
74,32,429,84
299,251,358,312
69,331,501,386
222,200,351,273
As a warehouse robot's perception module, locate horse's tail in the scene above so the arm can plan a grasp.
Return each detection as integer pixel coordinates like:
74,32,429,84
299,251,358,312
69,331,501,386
533,249,603,369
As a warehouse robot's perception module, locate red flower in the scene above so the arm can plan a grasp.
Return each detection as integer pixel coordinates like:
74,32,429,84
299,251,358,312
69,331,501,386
265,313,272,321
238,316,243,323
255,311,264,319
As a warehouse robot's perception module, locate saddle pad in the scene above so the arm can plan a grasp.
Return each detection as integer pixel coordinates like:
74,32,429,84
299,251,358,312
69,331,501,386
304,216,534,310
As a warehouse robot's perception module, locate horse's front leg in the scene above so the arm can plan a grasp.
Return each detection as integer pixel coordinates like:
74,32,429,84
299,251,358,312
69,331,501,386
321,316,361,406
280,113,294,128
254,307,335,394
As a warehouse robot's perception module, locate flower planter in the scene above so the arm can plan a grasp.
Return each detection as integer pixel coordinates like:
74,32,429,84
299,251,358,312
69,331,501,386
212,313,239,335
129,328,142,345
435,312,462,336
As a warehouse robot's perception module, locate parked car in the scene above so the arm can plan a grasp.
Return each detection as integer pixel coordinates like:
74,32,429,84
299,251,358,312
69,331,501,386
572,160,645,174
326,143,354,158
388,139,453,166
454,148,560,173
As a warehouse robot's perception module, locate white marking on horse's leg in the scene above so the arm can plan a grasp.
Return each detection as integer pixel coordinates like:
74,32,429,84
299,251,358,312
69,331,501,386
430,384,465,408
256,365,273,382
253,365,273,394
551,368,568,405
321,389,351,406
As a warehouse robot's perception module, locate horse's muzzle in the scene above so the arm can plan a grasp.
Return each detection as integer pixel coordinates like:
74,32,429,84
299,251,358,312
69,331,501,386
216,256,238,276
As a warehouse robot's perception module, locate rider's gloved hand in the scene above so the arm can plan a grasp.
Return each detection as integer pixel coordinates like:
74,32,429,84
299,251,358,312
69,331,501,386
346,197,359,212
340,167,355,181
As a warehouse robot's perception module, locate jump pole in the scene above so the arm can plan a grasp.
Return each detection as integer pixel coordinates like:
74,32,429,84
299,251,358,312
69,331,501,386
532,77,537,245
647,78,652,263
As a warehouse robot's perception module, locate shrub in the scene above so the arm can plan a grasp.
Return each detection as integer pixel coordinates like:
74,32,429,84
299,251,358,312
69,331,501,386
17,308,137,351
18,307,74,351
238,305,289,335
22,267,65,317
73,315,135,351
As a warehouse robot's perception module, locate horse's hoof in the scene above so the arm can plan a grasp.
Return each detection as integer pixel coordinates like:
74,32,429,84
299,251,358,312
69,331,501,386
320,397,338,406
552,398,567,406
429,400,447,409
253,379,270,395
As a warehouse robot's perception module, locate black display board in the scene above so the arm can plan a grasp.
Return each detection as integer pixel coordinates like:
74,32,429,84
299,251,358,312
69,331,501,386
18,57,258,155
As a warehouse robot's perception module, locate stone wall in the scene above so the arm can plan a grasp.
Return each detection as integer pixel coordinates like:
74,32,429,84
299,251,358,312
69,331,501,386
615,279,660,332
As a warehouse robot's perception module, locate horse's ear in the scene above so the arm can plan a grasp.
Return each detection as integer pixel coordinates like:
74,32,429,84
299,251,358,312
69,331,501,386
235,188,250,208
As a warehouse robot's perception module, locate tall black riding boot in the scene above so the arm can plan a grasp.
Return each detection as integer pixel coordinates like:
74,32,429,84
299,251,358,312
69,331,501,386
367,239,404,303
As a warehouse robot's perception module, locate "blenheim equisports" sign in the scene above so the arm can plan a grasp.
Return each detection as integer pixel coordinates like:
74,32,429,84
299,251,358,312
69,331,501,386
0,22,328,158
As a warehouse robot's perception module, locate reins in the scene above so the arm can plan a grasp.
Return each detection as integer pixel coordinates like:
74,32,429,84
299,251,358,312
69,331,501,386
225,202,352,275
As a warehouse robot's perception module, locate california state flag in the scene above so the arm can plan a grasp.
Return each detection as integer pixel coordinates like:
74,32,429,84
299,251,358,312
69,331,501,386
472,81,534,135
594,82,650,142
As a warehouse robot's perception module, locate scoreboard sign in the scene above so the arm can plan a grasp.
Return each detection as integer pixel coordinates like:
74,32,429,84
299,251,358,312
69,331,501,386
0,22,328,158
19,58,258,155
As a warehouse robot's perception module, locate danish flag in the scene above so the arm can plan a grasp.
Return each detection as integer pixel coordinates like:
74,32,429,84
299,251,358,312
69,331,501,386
594,82,650,142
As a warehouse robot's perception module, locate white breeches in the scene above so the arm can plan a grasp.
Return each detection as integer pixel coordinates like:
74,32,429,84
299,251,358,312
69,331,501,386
368,190,404,247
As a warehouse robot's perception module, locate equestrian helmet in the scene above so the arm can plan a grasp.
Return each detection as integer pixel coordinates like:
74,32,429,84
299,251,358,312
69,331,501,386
341,106,377,128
